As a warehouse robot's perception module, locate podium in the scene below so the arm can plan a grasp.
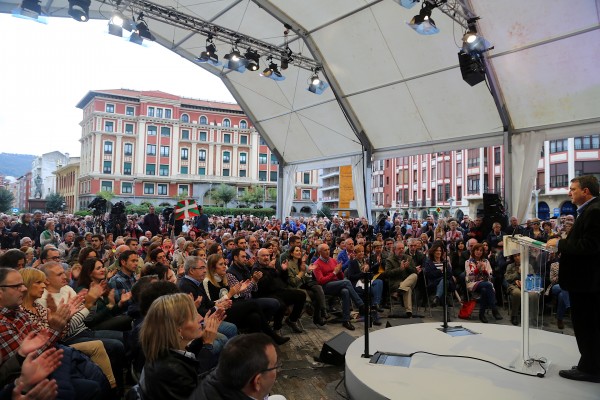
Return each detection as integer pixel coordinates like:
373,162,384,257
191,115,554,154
504,235,557,374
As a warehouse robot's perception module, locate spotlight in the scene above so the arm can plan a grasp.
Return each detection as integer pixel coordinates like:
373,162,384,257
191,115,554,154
224,45,247,73
130,15,155,45
307,69,329,95
195,36,221,66
458,50,486,86
244,49,260,71
20,0,41,15
12,0,47,23
108,12,124,37
394,0,419,9
280,46,293,70
461,23,491,55
68,0,91,22
407,3,439,35
260,59,285,81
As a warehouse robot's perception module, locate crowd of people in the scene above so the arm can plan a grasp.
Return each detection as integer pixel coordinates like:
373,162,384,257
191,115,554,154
0,191,591,398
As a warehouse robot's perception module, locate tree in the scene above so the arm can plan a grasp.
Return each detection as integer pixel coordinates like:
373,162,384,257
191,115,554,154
45,193,66,213
209,184,237,207
0,188,14,213
267,188,277,201
318,205,333,220
239,185,264,207
96,190,115,201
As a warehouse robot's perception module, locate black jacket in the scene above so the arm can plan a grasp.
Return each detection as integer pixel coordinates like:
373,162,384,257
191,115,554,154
557,197,600,292
141,349,211,400
189,370,252,400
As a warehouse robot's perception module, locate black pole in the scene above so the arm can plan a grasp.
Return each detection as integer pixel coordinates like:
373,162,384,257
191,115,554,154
442,251,449,332
361,237,374,358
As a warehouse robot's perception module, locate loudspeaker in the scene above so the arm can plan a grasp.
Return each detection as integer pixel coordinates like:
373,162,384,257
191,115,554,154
458,51,486,86
318,332,355,365
483,193,504,215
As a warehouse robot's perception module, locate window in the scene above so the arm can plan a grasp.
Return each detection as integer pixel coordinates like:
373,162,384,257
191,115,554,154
123,162,132,175
160,146,170,157
124,143,133,156
223,133,231,143
180,166,188,174
159,164,169,176
259,171,267,181
147,144,156,156
467,175,479,194
198,149,206,162
198,167,206,175
165,109,172,119
223,118,231,127
239,169,247,177
105,104,114,113
494,147,501,165
259,137,266,146
444,184,451,201
125,123,134,134
178,185,189,195
271,154,278,165
104,141,113,154
550,162,569,188
303,172,310,184
147,126,157,136
259,153,267,164
240,120,247,129
181,129,190,140
302,190,311,200
575,161,600,179
574,135,600,150
239,153,247,164
456,186,462,201
456,162,462,178
240,135,248,145
148,107,155,117
467,149,480,167
101,181,112,192
144,183,154,194
160,127,170,137
156,108,163,118
181,148,189,160
181,114,189,123
126,106,134,116
223,151,230,163
223,168,230,177
104,121,114,132
270,171,278,182
158,184,168,195
146,164,156,175
122,182,132,193
103,161,112,174
199,116,208,125
550,139,568,153
199,132,207,141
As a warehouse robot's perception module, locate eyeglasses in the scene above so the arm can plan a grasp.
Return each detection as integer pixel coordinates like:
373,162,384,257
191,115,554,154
192,266,207,270
259,362,283,374
0,283,26,289
49,256,61,261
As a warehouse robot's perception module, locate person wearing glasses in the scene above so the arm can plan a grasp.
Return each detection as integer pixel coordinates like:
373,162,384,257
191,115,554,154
190,333,284,400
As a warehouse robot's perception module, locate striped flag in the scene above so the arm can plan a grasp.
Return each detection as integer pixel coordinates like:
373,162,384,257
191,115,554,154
174,199,200,220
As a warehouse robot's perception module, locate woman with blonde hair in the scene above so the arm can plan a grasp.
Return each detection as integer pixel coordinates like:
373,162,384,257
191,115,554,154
19,267,117,390
139,293,219,400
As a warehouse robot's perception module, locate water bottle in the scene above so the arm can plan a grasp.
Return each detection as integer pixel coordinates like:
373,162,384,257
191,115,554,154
534,274,542,292
525,274,533,292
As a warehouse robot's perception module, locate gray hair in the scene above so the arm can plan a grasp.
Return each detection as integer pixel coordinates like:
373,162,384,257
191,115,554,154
184,256,205,275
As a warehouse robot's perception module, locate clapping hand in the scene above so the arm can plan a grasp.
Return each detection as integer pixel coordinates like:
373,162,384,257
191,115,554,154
18,347,63,393
17,331,52,358
118,290,132,307
280,260,288,271
238,279,252,293
201,310,219,345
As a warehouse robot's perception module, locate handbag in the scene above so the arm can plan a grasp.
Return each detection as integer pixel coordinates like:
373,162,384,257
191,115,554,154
458,299,476,319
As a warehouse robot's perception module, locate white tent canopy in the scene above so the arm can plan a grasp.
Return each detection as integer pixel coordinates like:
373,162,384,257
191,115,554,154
4,0,599,219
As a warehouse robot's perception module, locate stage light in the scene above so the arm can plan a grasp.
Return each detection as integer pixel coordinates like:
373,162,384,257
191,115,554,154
280,46,293,70
458,50,486,86
20,0,41,15
307,69,329,95
108,12,124,37
129,14,155,45
12,0,47,23
394,0,419,9
68,0,90,22
224,45,247,73
244,49,260,71
196,36,221,66
407,3,439,35
260,59,285,81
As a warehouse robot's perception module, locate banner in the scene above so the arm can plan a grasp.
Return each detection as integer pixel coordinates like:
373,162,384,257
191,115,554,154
174,199,200,220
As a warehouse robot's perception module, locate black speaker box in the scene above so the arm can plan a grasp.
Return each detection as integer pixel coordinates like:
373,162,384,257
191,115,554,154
458,51,486,86
385,318,423,328
318,332,355,365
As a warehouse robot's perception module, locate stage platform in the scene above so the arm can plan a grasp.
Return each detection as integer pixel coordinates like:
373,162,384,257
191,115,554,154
345,322,598,400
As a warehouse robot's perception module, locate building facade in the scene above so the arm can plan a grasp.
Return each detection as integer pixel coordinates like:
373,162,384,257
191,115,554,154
75,89,319,212
54,158,80,214
30,151,69,200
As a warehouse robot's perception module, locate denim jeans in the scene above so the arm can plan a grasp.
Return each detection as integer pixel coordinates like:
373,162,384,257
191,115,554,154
551,284,570,320
323,279,364,321
474,281,496,312
212,321,238,354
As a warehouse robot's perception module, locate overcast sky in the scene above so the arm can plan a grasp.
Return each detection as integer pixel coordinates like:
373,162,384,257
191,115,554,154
0,14,235,157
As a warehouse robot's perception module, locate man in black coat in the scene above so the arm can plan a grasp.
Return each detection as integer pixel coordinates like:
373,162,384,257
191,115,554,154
547,175,600,383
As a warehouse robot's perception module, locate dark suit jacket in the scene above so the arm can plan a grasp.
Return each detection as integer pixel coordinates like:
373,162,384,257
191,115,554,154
557,197,600,293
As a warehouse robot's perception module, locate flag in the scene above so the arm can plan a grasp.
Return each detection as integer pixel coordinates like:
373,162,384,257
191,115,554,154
174,199,200,221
